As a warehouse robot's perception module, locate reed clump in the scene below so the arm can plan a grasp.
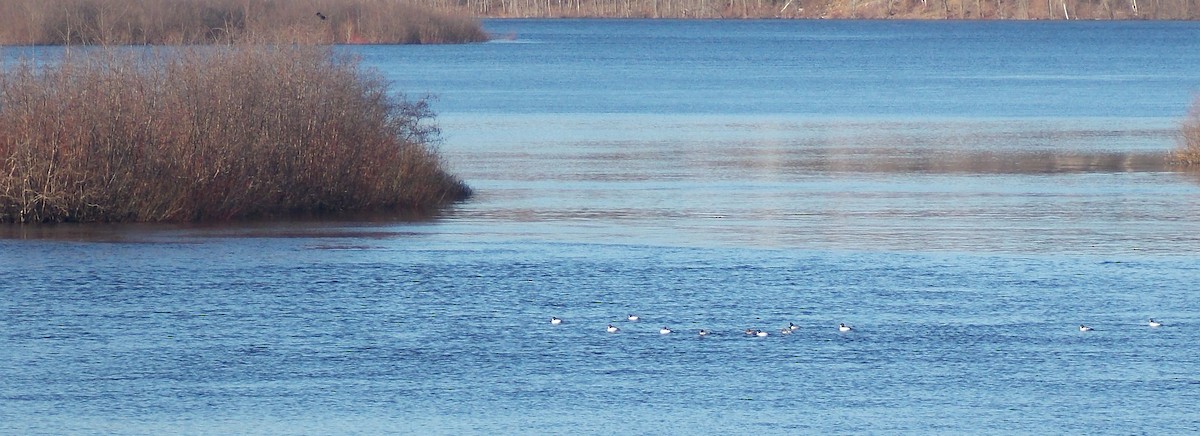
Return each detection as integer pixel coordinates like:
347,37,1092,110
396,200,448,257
0,0,487,45
0,44,471,223
1175,99,1200,167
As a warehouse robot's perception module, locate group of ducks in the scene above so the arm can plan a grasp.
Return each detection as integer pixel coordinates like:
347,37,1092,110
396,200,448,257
550,315,1168,336
1079,319,1163,331
549,314,854,337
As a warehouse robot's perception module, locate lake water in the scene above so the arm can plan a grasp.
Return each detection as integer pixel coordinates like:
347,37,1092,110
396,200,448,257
4,19,1200,434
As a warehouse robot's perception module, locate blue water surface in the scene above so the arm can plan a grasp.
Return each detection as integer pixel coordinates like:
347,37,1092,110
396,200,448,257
4,20,1200,434
360,19,1200,117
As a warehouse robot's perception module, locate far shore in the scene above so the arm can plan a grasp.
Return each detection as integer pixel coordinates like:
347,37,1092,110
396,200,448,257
437,0,1193,20
0,0,488,46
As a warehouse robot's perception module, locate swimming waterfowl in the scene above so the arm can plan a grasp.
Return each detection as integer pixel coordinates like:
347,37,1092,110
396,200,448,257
1079,325,1093,332
660,327,673,335
627,314,640,322
755,330,768,337
550,317,562,325
788,322,799,331
839,323,853,332
607,324,620,333
698,329,710,337
779,328,793,335
744,329,757,336
1148,319,1162,328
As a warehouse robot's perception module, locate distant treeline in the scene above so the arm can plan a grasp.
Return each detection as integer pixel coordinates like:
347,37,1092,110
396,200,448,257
416,0,1197,19
0,0,488,45
0,45,471,223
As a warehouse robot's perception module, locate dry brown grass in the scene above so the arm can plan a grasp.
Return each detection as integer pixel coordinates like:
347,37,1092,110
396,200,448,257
1174,97,1200,167
0,44,471,223
0,0,487,45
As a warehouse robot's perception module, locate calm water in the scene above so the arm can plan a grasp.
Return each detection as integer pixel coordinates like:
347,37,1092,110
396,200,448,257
4,20,1200,434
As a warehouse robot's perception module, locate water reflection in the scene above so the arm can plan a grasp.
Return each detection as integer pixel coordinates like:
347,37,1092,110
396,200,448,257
437,115,1200,253
1174,167,1200,184
0,220,435,242
0,223,159,242
725,148,1170,174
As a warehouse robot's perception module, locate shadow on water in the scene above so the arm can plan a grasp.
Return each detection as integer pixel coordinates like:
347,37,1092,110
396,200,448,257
1174,167,1200,184
0,210,449,242
0,223,163,242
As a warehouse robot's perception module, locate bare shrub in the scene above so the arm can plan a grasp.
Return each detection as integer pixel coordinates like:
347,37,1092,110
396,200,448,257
0,44,471,223
1175,98,1200,167
0,0,487,45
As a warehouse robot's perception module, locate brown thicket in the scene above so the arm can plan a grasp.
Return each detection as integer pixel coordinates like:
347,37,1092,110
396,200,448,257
0,45,471,223
0,0,488,45
1174,98,1200,166
417,0,1198,19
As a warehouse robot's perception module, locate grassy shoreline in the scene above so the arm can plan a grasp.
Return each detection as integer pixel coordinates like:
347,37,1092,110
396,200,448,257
1174,98,1200,167
0,0,488,45
0,45,471,223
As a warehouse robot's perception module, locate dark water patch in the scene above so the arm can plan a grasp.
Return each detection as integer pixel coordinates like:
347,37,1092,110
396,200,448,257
756,149,1173,175
209,229,425,240
0,223,438,243
307,243,381,250
1175,168,1200,184
0,223,179,243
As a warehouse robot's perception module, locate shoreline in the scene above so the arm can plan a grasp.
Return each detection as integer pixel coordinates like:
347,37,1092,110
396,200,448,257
439,0,1194,20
